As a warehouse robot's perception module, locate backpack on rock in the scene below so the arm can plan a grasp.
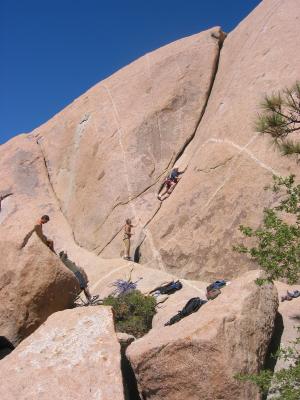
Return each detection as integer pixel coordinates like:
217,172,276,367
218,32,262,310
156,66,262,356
164,297,207,326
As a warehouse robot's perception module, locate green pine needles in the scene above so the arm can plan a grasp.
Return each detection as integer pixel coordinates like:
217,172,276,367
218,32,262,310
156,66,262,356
256,81,300,160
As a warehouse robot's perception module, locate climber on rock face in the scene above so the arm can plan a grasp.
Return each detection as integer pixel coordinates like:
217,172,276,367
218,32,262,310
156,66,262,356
158,167,185,201
59,251,98,304
21,215,55,252
0,192,13,212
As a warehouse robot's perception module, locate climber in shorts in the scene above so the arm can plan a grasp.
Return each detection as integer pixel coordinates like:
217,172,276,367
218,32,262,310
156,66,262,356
21,215,55,252
157,167,185,201
59,251,98,304
123,218,136,260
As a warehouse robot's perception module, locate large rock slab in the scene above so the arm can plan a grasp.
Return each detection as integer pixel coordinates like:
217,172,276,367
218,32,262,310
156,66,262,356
0,236,78,346
127,270,278,400
0,306,124,400
29,27,224,257
140,0,300,280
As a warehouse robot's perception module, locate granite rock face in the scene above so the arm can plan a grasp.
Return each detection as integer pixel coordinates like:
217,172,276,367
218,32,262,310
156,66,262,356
139,0,300,279
127,270,278,400
0,307,124,400
30,27,224,261
0,237,78,346
2,1,299,282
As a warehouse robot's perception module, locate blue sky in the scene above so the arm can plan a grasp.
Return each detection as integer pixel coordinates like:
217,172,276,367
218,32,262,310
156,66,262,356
0,0,261,144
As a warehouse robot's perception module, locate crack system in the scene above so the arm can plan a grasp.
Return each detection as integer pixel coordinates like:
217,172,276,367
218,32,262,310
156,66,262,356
130,30,227,266
93,157,173,237
96,30,227,260
33,30,228,264
196,156,234,173
173,30,226,166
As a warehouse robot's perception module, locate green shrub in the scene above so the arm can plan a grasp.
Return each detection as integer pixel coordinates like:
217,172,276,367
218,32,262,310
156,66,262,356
234,174,300,284
102,290,156,338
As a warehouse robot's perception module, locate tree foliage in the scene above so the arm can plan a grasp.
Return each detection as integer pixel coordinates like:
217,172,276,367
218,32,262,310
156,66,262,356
234,174,300,284
235,82,300,398
256,81,300,159
234,175,300,396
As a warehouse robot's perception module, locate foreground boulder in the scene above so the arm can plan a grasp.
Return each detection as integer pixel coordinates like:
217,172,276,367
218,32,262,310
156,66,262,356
0,306,124,400
0,237,78,347
127,270,278,400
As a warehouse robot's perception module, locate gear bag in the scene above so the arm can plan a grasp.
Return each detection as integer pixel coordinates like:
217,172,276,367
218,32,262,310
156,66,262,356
164,297,207,326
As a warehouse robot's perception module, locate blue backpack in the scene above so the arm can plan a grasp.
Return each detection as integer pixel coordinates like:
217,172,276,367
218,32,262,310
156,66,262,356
206,280,226,292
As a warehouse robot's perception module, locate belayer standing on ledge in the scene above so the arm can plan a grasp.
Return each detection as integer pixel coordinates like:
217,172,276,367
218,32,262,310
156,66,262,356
158,167,185,201
21,214,55,253
123,218,136,261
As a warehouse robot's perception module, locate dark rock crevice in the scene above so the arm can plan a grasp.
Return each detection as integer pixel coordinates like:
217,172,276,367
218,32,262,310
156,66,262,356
135,30,227,264
262,312,284,400
263,312,284,372
0,336,14,360
172,29,227,166
121,345,141,400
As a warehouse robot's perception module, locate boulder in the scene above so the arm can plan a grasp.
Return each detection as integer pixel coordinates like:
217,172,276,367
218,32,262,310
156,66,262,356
127,270,278,400
117,332,136,346
0,306,124,400
0,236,78,346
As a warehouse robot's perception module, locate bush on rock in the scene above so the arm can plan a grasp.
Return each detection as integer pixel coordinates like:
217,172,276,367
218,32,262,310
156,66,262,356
102,290,156,338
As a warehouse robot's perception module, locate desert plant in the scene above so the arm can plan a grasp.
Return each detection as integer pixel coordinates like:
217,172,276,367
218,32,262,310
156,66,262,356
102,290,156,338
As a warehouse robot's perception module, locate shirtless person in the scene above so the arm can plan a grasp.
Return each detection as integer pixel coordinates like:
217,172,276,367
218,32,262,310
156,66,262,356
123,218,135,260
158,167,185,201
0,193,13,212
21,215,55,252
